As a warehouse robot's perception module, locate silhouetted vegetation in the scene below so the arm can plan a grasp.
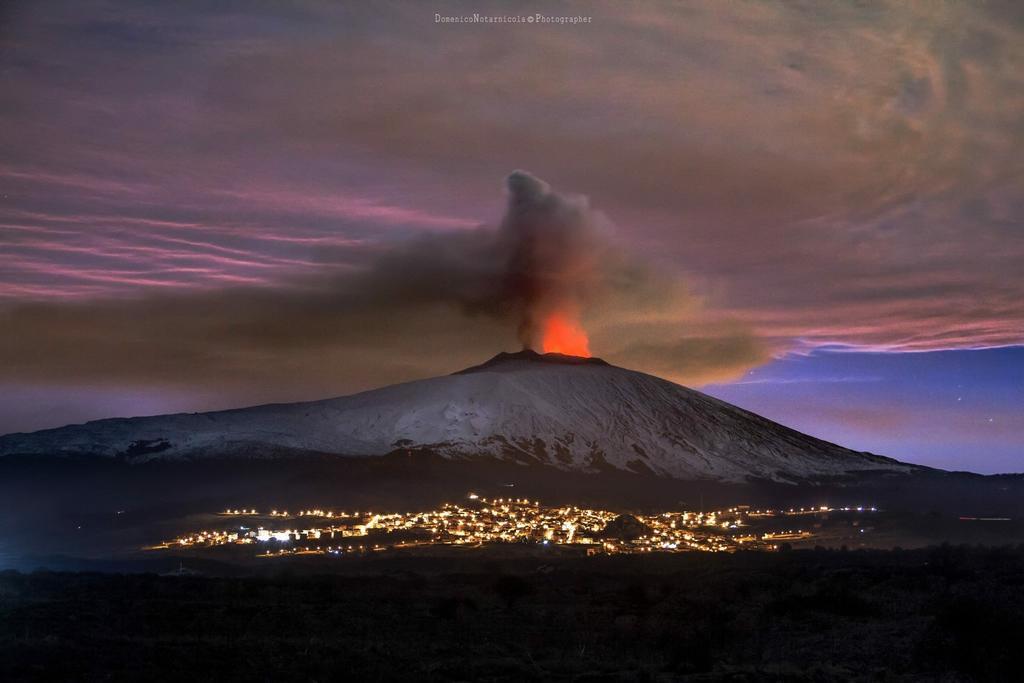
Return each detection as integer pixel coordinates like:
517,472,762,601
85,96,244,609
3,545,1024,681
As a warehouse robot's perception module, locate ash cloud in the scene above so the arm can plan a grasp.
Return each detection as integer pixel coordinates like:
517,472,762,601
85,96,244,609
316,170,619,347
358,170,626,352
500,171,609,349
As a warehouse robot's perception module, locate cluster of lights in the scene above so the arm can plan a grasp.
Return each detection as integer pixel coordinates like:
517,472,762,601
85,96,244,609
747,505,877,517
154,495,879,557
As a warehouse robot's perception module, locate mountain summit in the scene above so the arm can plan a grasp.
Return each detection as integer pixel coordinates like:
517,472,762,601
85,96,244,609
0,352,916,483
455,350,611,373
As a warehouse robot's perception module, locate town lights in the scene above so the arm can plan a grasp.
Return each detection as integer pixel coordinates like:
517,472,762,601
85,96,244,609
154,494,877,557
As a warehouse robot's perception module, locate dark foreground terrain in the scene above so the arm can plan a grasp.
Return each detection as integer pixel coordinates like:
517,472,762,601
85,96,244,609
3,546,1024,682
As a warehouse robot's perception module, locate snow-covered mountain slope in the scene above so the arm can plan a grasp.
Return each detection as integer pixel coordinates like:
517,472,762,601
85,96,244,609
0,351,918,482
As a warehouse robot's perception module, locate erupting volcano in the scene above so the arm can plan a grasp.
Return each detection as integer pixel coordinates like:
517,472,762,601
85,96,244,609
0,350,917,484
0,171,924,485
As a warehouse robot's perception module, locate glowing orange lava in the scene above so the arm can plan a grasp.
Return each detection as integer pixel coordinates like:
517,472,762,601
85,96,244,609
541,312,591,357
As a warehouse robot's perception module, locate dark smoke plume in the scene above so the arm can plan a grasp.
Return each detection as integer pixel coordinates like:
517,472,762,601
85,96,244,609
500,171,607,349
349,170,614,350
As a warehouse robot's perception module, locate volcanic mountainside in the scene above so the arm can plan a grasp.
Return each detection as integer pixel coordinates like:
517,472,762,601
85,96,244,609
0,351,917,483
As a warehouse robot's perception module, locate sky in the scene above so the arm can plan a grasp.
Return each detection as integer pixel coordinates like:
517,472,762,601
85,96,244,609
0,1,1021,473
